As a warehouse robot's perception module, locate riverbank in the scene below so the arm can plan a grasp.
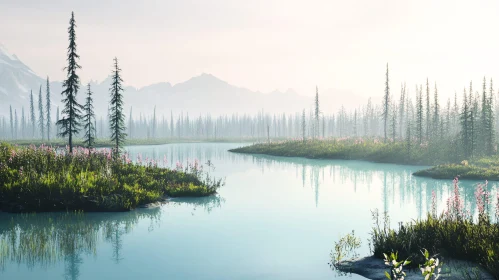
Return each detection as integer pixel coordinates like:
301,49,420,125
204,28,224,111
335,256,495,280
331,179,499,279
0,143,223,213
229,139,499,180
228,139,450,165
3,137,264,148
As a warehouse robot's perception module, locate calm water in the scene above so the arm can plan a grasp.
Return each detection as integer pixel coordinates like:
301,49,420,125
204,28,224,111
0,143,496,280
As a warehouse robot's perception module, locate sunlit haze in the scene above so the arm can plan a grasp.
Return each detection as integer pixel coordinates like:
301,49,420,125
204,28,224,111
2,0,499,103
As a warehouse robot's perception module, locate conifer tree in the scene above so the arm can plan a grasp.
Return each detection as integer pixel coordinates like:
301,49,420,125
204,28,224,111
46,76,52,141
399,83,406,138
383,63,390,142
433,82,439,140
314,86,320,139
57,12,83,153
487,78,495,155
55,106,59,138
301,109,306,143
9,105,13,139
480,77,488,155
128,107,133,139
14,110,18,140
445,98,451,137
109,57,126,155
461,87,470,158
453,91,459,134
416,85,423,144
406,97,413,161
469,82,477,158
170,111,174,138
30,90,36,138
83,83,96,149
153,106,157,138
38,85,45,140
390,104,397,140
425,78,431,141
21,107,25,139
353,109,357,137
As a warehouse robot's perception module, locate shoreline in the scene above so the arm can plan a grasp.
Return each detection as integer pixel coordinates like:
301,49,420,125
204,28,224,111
335,256,494,280
229,142,499,181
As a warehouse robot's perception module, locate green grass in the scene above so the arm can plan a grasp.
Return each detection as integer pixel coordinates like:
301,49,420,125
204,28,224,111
0,142,223,213
230,138,499,181
414,156,499,180
229,138,458,166
370,210,499,279
3,137,263,147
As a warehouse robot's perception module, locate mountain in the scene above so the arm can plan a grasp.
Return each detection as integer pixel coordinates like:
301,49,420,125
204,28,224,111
0,44,44,111
0,43,358,119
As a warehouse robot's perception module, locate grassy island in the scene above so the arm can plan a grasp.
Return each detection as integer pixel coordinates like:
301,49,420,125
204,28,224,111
229,139,450,165
413,156,499,180
229,139,499,181
0,143,223,213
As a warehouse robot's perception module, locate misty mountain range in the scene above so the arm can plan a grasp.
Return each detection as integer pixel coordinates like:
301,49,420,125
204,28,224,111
0,43,361,118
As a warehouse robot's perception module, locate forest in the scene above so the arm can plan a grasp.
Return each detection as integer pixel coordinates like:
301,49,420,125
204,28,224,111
2,5,499,280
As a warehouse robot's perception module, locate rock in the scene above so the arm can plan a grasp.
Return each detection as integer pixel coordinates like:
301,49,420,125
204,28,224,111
335,256,495,280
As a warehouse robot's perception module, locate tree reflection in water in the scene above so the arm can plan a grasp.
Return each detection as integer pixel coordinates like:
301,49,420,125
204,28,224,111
0,194,224,280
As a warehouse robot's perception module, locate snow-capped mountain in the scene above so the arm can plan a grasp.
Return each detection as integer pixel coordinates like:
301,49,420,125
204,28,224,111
0,44,45,111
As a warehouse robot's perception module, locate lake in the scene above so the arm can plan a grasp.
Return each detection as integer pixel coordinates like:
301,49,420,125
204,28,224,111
0,143,495,280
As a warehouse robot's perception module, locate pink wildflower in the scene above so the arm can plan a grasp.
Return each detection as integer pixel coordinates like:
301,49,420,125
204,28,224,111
431,190,437,218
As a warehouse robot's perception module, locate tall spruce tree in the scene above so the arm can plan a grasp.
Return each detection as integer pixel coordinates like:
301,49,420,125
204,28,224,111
129,107,133,139
38,85,45,141
14,110,18,139
353,109,357,137
453,91,459,134
21,107,26,139
480,77,487,155
55,106,59,138
314,86,320,139
469,82,476,158
433,82,439,140
301,109,306,143
461,87,470,158
390,104,397,140
170,111,174,138
425,78,431,141
109,57,126,155
57,12,83,153
487,78,495,155
9,105,13,139
399,83,406,138
46,76,52,141
153,106,157,138
30,90,36,138
83,83,96,149
383,63,390,142
416,85,423,144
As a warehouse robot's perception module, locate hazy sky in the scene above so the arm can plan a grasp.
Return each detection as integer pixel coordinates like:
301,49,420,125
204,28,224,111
1,0,499,102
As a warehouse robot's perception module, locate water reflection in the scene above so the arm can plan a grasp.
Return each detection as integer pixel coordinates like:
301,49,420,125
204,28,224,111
241,153,498,221
0,195,224,279
126,143,498,221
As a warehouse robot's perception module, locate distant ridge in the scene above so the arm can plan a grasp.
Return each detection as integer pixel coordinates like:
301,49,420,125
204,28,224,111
0,43,356,117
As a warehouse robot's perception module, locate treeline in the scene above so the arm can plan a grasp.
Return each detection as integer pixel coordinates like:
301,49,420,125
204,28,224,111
1,15,498,161
2,75,499,157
